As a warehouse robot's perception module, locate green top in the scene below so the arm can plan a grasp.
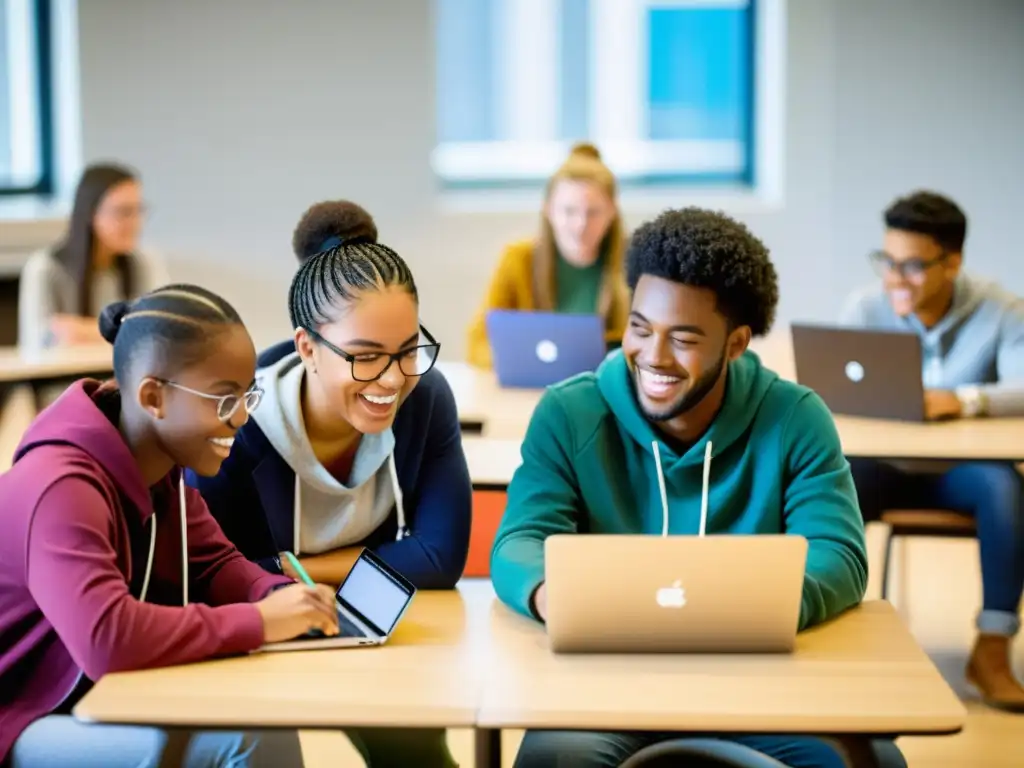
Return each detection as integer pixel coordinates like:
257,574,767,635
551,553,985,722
490,349,868,631
555,254,604,314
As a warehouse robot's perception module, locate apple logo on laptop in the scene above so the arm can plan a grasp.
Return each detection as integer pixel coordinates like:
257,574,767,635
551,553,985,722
536,339,559,364
655,580,686,608
844,360,865,383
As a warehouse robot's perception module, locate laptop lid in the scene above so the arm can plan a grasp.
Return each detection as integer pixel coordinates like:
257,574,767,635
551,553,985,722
335,549,416,639
790,323,925,421
485,310,606,388
544,534,808,654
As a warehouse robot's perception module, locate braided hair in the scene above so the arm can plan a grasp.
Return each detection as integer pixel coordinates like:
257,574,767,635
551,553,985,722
99,284,244,381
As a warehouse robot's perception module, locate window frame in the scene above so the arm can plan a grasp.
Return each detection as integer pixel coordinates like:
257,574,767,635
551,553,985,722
432,0,781,199
0,0,55,197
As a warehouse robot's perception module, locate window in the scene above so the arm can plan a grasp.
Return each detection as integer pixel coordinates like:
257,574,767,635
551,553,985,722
0,0,54,196
433,0,768,190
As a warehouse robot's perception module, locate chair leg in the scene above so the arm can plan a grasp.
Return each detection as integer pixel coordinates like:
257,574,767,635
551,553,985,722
880,528,895,601
897,536,910,624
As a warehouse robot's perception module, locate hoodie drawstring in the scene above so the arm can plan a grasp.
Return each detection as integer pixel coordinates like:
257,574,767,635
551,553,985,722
651,440,713,538
292,451,408,554
138,475,189,607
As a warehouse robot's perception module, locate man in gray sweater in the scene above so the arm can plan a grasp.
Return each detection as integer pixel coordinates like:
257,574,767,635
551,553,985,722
840,190,1024,711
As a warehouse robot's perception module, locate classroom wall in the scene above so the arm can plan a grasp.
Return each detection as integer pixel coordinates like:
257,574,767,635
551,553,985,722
75,0,1024,357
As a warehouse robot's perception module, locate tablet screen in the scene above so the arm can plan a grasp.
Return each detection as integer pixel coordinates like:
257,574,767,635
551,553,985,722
337,555,412,635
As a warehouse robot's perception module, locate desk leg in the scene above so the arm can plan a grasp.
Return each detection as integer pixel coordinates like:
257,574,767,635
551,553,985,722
474,728,501,768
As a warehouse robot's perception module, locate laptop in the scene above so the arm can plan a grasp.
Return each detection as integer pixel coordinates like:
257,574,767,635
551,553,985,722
543,534,807,653
485,310,607,388
259,549,416,652
790,323,925,421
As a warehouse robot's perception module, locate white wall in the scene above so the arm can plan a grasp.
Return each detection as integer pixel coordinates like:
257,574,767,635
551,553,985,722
74,0,1024,356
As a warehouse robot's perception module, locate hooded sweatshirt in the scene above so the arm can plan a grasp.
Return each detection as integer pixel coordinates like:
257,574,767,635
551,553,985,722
0,381,290,762
250,352,403,556
490,349,868,632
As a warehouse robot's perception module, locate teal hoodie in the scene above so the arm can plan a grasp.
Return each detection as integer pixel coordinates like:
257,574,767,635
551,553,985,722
490,349,868,631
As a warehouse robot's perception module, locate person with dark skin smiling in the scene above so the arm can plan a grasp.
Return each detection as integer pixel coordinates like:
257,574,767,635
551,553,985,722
491,208,904,768
841,191,1024,711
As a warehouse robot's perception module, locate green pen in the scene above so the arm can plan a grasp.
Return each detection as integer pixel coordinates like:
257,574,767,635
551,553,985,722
283,551,315,587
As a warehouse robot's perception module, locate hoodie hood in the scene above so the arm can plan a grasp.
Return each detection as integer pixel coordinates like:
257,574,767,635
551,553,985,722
14,380,189,605
252,352,404,555
596,348,779,470
15,380,154,519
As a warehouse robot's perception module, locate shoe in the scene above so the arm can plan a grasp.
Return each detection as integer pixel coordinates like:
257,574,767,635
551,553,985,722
965,633,1024,712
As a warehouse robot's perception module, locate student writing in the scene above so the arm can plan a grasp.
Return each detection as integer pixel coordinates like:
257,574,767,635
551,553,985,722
0,286,339,767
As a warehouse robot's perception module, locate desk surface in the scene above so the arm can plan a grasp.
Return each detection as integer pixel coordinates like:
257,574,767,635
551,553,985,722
0,345,112,383
76,583,965,737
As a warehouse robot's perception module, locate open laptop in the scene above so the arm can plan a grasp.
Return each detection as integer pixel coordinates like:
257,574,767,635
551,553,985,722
790,323,925,421
543,534,808,653
486,310,607,388
259,549,416,653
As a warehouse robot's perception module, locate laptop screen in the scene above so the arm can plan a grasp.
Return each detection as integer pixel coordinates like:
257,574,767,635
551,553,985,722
336,554,414,636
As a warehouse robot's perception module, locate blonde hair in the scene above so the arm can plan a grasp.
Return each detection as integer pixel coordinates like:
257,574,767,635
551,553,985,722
532,143,625,317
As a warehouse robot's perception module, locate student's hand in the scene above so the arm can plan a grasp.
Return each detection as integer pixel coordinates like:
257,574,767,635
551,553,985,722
255,583,339,643
532,583,547,622
924,389,962,421
49,314,103,346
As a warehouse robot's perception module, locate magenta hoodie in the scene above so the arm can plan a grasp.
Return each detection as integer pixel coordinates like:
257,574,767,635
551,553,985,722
0,381,292,761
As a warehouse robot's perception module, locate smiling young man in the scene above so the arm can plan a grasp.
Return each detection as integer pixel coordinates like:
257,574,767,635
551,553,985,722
491,208,904,768
839,190,1024,710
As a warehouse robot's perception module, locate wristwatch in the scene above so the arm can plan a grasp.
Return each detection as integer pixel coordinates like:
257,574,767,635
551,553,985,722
956,385,989,418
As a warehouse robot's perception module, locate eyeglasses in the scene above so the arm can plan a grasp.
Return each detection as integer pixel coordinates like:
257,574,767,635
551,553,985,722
869,250,948,282
304,325,441,383
99,202,149,222
157,380,263,421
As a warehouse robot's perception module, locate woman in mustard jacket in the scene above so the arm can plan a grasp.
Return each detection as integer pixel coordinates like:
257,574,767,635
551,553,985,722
466,143,629,368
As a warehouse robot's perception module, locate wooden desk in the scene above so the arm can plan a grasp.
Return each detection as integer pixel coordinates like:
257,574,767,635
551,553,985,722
478,599,966,738
74,585,491,731
463,436,523,490
0,345,112,384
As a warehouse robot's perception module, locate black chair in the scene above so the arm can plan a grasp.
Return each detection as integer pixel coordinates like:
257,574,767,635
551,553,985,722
619,738,789,768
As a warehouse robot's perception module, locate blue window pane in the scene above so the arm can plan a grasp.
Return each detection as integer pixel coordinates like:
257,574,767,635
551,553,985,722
436,0,498,143
559,0,589,140
647,5,752,143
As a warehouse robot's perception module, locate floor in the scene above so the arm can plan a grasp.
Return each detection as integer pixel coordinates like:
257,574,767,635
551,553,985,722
1,388,1018,766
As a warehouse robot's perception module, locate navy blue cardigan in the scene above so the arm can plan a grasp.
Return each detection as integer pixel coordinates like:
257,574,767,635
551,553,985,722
187,340,472,589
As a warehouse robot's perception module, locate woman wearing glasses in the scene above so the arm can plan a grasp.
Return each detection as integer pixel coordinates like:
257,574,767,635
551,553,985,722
0,285,341,767
18,163,168,351
190,203,470,766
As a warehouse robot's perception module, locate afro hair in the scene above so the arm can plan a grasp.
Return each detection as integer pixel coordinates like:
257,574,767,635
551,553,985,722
292,200,378,263
626,207,779,337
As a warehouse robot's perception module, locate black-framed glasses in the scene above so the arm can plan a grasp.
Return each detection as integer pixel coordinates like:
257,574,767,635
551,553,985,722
157,380,263,421
869,250,948,282
304,325,441,383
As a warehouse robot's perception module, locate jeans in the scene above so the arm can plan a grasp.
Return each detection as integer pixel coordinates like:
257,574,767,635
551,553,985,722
848,458,1024,636
512,731,906,768
8,718,455,768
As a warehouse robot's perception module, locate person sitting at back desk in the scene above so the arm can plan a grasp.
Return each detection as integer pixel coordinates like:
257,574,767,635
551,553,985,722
465,142,629,367
840,190,1024,711
491,208,905,768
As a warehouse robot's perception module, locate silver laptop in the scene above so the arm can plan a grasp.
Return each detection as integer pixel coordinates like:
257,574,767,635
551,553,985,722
259,549,416,653
790,323,925,421
543,534,807,654
485,310,607,388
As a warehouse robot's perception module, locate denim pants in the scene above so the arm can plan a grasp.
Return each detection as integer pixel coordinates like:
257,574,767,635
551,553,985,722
512,730,906,768
8,717,455,768
848,458,1024,636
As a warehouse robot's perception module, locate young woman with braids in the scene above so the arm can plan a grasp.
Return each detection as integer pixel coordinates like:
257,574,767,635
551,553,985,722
0,285,339,767
190,201,471,767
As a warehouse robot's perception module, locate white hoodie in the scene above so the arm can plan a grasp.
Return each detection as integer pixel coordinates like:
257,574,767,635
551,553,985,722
252,353,405,555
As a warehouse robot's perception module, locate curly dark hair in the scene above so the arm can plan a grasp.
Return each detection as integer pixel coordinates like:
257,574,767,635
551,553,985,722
884,191,967,253
626,208,779,337
291,200,378,262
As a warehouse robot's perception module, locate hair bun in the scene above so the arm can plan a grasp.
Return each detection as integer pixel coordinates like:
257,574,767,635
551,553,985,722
293,200,379,261
569,142,602,161
98,300,130,344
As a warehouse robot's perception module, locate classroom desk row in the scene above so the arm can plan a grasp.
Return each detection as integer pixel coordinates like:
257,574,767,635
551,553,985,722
75,581,966,768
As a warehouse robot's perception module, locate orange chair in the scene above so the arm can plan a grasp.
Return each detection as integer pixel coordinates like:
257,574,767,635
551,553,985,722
464,490,507,577
878,508,976,600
